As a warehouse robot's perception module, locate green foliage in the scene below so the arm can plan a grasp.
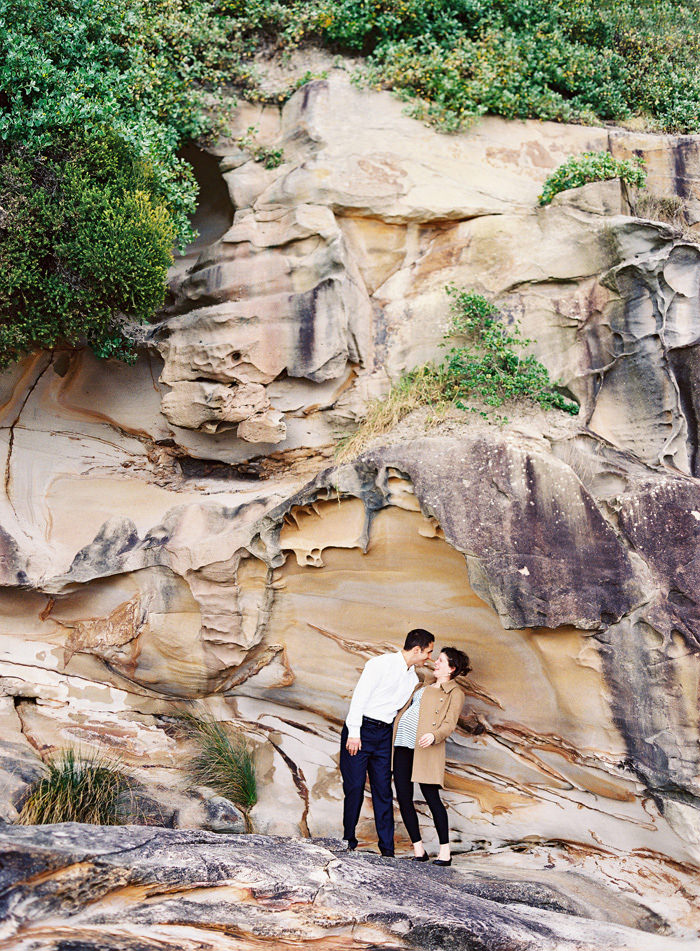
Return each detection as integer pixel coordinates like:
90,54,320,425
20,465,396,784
17,749,128,825
0,0,233,242
236,125,285,168
257,147,285,169
218,0,700,134
0,135,175,366
0,0,234,367
442,286,578,414
538,151,646,206
180,711,257,811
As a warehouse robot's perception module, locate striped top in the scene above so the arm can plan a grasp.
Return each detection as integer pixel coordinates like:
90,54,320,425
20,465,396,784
394,687,425,749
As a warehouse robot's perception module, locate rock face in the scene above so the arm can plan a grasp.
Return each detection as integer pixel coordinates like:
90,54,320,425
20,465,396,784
151,77,700,471
0,70,699,938
0,824,697,951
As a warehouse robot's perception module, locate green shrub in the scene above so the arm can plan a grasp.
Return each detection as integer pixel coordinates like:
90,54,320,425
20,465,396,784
0,0,234,367
538,151,646,206
17,749,128,825
0,0,233,243
442,286,578,414
181,711,257,811
217,0,700,134
0,135,175,366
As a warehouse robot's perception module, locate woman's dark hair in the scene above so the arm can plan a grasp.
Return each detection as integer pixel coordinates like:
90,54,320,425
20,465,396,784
404,628,435,651
441,647,471,679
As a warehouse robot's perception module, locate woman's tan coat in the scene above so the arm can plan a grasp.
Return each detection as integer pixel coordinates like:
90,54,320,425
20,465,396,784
392,677,465,787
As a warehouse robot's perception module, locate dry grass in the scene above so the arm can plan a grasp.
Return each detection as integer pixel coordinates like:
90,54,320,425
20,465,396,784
635,193,699,242
335,366,449,462
179,711,257,811
18,748,128,825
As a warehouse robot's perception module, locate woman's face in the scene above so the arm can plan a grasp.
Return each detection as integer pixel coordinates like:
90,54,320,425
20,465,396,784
434,652,454,679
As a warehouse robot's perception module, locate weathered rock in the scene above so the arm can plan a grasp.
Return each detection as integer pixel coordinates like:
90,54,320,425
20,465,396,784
161,380,270,433
0,825,695,950
0,698,44,822
0,72,699,883
141,76,700,478
237,407,287,443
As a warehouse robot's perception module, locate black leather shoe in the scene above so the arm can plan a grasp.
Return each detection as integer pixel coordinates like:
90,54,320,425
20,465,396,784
380,849,395,857
412,852,429,862
432,858,452,866
345,840,358,851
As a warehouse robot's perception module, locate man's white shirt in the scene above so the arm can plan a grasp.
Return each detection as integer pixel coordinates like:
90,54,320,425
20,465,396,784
346,651,418,738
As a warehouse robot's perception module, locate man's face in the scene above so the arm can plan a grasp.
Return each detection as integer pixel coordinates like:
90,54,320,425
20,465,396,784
416,642,435,666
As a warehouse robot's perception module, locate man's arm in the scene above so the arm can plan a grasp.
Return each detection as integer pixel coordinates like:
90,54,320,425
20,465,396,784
345,658,379,752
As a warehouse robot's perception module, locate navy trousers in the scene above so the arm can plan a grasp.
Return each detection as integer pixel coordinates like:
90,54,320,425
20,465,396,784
340,719,394,855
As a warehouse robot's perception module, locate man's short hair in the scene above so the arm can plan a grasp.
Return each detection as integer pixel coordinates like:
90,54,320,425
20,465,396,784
403,628,435,651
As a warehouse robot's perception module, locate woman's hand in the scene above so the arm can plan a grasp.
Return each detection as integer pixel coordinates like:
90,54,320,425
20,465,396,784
418,732,435,748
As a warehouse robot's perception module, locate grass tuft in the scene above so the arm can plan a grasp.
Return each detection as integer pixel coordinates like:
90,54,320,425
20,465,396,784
17,748,128,825
336,365,448,462
180,711,257,811
635,193,700,243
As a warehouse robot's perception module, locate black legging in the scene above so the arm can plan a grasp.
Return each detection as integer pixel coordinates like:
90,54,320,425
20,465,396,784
393,745,449,845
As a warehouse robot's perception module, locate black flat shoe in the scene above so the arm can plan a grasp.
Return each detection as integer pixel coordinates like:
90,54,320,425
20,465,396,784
412,852,429,862
432,858,452,866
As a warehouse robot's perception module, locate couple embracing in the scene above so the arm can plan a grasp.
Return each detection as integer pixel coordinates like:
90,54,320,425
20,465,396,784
339,628,470,864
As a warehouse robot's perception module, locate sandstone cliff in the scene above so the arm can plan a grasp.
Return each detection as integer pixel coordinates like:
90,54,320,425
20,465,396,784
1,72,699,943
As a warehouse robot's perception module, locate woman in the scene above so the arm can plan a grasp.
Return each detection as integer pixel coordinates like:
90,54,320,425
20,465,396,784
393,646,470,866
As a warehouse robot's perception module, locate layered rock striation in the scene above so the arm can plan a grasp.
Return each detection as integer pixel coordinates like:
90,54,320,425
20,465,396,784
0,72,698,938
1,825,697,951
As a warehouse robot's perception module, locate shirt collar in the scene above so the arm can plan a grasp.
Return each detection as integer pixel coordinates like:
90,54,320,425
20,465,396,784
395,651,410,671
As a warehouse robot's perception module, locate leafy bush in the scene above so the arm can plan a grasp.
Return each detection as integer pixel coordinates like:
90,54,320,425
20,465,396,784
0,0,234,366
17,749,128,825
538,151,646,206
218,0,700,134
0,0,232,243
338,286,577,459
0,135,175,366
442,286,578,414
181,711,257,811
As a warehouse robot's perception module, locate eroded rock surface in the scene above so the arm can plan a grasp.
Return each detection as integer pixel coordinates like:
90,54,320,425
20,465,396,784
0,825,696,951
147,75,700,475
0,72,698,945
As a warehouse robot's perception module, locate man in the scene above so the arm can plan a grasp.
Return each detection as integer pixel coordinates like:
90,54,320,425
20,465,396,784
340,628,435,856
